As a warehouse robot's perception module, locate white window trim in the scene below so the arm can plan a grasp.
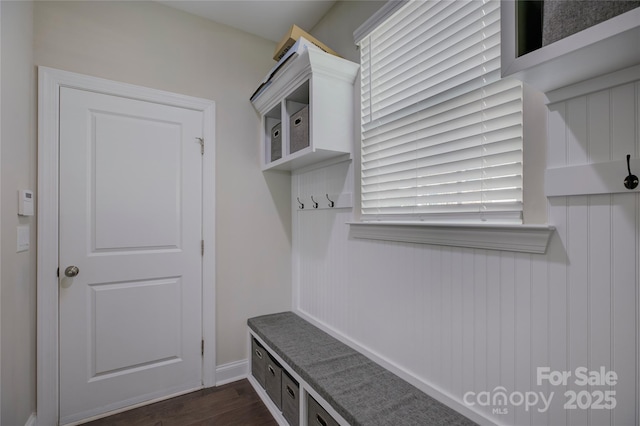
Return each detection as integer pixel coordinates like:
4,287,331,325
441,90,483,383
349,221,554,254
353,0,409,43
349,0,554,253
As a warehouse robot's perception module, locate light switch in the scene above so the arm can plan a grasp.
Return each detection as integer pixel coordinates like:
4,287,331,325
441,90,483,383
17,225,30,252
18,190,34,216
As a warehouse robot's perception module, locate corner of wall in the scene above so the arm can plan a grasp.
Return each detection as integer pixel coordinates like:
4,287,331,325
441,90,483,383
1,1,38,425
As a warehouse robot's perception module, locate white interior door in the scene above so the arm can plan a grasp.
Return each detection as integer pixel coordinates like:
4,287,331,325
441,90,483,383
58,86,204,425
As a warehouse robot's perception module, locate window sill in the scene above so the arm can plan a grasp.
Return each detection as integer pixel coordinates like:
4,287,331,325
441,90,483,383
348,222,555,254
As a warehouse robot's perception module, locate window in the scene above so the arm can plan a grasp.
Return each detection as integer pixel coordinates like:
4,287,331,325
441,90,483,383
357,0,523,223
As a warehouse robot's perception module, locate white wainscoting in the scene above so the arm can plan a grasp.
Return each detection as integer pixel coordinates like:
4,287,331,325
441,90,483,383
292,80,640,426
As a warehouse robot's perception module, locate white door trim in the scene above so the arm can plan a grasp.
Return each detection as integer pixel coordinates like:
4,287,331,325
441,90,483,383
0,4,3,421
37,66,216,426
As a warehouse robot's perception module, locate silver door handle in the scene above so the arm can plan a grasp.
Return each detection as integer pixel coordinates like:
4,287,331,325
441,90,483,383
64,266,80,277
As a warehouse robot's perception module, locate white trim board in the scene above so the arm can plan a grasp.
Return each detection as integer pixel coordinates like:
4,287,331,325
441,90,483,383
353,0,409,44
546,64,640,104
215,360,249,386
546,159,640,197
348,222,555,254
63,388,199,426
36,67,217,426
0,3,3,419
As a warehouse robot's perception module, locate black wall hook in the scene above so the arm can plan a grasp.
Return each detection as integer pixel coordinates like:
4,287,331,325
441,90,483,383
326,194,335,208
297,197,304,209
624,154,638,190
310,196,318,209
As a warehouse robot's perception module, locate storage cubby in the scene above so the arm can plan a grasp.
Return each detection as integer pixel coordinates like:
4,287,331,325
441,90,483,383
285,80,310,156
501,1,640,92
264,104,282,164
251,49,359,171
248,333,344,426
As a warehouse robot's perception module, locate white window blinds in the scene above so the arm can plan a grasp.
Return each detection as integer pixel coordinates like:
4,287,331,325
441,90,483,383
359,0,523,223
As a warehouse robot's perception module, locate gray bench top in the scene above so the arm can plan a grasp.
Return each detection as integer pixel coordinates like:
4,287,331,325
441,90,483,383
248,312,477,426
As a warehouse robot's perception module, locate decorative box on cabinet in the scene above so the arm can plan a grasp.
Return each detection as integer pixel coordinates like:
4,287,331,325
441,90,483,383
501,1,640,92
251,49,359,171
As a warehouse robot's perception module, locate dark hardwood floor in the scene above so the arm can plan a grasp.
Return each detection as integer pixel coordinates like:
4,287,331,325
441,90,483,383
82,379,277,426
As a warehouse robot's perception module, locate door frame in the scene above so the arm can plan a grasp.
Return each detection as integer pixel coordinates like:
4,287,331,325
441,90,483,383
37,66,216,426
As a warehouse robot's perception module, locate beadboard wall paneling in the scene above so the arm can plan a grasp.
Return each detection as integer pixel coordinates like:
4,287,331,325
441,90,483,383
293,81,640,425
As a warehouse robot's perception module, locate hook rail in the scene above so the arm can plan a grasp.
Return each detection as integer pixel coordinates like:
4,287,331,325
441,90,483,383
326,194,335,208
295,193,353,210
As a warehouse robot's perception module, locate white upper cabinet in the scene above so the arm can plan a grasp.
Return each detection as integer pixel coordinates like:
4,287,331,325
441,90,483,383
251,49,359,171
501,1,640,92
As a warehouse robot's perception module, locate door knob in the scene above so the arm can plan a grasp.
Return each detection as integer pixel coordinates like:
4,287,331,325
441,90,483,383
64,266,80,278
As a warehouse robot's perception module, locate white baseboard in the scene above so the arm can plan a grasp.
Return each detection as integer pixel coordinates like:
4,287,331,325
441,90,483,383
25,412,37,426
215,359,248,386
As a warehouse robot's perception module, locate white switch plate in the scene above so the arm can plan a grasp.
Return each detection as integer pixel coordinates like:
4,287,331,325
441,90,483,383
18,189,34,216
17,225,29,252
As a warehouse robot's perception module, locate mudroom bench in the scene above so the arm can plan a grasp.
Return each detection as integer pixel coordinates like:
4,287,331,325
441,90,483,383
247,312,477,426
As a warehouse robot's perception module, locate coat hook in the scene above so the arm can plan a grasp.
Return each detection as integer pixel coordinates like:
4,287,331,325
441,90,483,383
297,197,304,209
624,154,638,190
326,193,335,208
310,196,318,209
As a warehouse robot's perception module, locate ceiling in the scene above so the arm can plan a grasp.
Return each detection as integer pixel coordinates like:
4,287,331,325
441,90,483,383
160,1,338,43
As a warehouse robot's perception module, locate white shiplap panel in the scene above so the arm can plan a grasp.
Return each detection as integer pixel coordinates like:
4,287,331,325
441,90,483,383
611,83,637,160
407,243,422,375
637,82,640,155
611,193,637,425
587,89,611,163
430,247,444,387
461,248,476,401
565,96,589,166
381,242,401,357
398,242,419,372
441,248,453,391
472,249,488,406
293,80,640,426
547,102,567,168
566,91,588,426
610,83,638,425
485,251,502,419
588,194,613,426
499,251,516,426
530,251,550,426
514,252,532,426
636,191,640,426
450,249,464,397
567,196,589,426
414,243,431,380
546,197,569,425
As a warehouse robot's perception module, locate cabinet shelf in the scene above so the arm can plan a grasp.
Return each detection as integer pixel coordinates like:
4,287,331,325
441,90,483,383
501,2,640,92
251,49,359,171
